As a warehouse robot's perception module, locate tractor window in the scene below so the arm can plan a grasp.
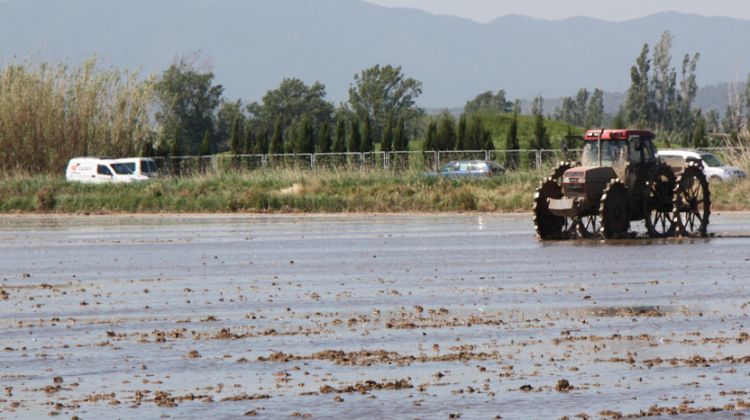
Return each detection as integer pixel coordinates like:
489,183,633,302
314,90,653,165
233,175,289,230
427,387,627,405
581,141,627,169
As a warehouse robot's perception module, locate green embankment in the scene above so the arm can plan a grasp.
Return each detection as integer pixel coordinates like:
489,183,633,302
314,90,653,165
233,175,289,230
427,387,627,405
1,168,748,214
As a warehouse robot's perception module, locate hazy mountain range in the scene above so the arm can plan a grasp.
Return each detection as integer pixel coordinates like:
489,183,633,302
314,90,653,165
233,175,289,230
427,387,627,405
0,0,748,111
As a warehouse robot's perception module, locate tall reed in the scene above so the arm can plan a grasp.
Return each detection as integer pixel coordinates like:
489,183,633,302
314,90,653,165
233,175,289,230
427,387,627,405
0,58,155,174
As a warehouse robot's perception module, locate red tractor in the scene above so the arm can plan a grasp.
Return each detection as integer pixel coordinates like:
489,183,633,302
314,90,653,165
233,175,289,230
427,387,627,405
533,129,711,239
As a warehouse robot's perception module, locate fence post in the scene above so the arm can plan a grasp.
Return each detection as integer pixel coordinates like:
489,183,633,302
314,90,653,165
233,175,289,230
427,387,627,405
536,150,542,168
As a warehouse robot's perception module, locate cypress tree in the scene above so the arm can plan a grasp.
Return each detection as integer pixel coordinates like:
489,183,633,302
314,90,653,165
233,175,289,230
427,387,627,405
270,117,284,154
255,128,269,155
200,129,211,156
436,112,457,151
394,117,407,151
505,113,519,169
481,128,494,150
381,115,393,152
360,115,374,152
332,119,346,153
318,121,332,153
423,119,437,151
692,115,707,148
532,113,550,150
465,114,484,150
243,128,255,155
456,113,467,150
295,114,315,154
229,116,241,155
348,120,361,152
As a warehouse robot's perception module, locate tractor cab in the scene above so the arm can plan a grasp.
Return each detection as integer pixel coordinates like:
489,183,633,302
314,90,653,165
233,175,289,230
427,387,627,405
580,129,658,180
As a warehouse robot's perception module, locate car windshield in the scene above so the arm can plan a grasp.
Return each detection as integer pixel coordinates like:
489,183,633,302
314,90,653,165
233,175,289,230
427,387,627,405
110,163,134,175
700,153,723,167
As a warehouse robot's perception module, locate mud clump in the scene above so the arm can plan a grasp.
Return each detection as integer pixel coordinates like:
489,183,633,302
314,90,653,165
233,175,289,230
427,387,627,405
555,379,573,392
319,379,413,394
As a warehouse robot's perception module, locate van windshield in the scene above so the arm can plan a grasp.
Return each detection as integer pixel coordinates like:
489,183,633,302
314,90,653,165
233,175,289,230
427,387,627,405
123,162,137,173
110,163,134,175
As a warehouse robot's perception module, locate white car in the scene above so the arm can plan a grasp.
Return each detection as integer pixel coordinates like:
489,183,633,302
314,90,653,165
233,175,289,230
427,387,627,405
66,157,149,184
658,149,746,182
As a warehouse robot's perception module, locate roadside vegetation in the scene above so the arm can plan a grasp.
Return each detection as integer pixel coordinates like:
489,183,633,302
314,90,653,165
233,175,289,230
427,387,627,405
1,163,748,214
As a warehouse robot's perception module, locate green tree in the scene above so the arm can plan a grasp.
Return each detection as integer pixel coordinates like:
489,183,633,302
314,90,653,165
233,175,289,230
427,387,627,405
585,89,605,128
652,31,677,131
612,107,627,129
574,88,590,126
216,99,244,152
464,114,485,150
456,113,467,150
332,119,346,153
252,78,334,140
435,111,457,151
393,117,408,151
154,58,224,155
348,119,361,152
381,115,393,152
423,119,437,151
531,113,550,150
318,121,332,153
692,112,707,148
505,113,519,169
481,129,494,150
255,128,269,155
270,117,284,154
294,114,315,154
625,43,652,128
465,90,511,114
348,64,423,144
360,115,374,152
243,129,255,155
229,115,242,155
200,129,211,156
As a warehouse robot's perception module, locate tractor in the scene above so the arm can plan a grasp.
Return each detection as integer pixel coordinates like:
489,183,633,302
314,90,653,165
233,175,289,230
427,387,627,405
533,129,711,239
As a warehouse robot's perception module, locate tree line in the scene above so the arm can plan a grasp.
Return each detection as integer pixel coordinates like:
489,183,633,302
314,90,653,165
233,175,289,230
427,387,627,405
3,32,750,175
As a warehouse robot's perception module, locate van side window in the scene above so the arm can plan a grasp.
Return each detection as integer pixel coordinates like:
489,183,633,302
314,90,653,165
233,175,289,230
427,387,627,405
97,165,112,176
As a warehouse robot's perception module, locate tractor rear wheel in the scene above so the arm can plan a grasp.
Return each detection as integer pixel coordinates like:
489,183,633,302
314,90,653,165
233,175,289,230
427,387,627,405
643,162,676,238
599,179,630,239
673,162,711,237
533,178,569,239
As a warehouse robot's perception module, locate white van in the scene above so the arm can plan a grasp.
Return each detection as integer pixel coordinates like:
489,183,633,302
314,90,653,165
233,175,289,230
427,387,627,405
65,157,148,184
115,158,159,179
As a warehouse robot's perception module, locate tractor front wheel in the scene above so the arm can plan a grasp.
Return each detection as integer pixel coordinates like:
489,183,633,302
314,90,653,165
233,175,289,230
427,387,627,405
599,179,630,239
533,178,569,239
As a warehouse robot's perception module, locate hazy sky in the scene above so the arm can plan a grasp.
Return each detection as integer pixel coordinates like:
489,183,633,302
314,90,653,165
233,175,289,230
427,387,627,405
366,0,750,22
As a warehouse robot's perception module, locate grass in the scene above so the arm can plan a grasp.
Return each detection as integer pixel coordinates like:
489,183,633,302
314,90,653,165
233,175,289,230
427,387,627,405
0,168,546,214
2,162,748,214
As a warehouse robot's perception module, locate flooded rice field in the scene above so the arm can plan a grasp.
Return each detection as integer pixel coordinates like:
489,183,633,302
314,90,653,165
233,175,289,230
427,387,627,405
1,213,750,419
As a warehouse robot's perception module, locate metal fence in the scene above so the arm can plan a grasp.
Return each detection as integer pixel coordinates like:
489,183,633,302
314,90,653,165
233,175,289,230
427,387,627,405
147,147,747,177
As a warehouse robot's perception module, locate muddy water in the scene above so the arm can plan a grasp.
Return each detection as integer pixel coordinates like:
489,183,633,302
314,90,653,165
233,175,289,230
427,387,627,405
1,213,750,419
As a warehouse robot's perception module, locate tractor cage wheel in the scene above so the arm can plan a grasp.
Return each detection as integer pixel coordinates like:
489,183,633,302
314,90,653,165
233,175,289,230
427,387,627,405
599,179,630,239
673,161,711,237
